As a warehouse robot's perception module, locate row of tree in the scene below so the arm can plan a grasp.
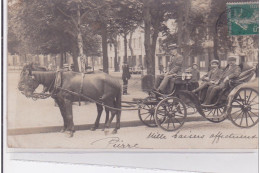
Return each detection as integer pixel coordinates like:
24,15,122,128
8,0,258,74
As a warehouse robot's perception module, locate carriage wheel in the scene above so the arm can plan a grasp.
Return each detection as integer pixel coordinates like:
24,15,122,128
229,88,259,128
155,97,187,131
203,105,227,123
138,100,158,127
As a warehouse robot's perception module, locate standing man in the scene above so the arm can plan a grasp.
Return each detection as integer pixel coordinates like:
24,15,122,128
122,62,131,95
203,56,241,105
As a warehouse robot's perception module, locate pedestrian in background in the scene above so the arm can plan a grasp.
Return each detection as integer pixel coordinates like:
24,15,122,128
122,62,131,95
190,63,200,88
159,63,164,74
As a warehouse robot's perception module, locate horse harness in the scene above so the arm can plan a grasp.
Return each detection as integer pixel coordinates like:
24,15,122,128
78,73,85,106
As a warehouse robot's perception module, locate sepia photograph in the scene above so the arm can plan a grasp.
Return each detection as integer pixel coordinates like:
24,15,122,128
6,0,259,149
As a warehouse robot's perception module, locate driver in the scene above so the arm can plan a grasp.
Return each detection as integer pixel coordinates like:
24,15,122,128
154,50,183,94
202,56,241,105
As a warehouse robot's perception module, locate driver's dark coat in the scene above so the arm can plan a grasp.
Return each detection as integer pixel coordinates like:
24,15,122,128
168,55,183,74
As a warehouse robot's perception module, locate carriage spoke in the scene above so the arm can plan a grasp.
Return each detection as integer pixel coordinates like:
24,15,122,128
240,112,245,126
247,112,255,124
247,90,253,104
139,112,150,115
231,109,242,115
170,117,175,128
173,117,182,125
144,114,151,121
207,109,214,116
167,117,170,129
245,112,248,126
237,94,243,101
248,95,258,105
233,111,243,122
244,90,247,103
248,110,259,117
219,108,223,114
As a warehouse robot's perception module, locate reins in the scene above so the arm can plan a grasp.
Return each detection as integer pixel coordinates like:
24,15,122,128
24,71,141,111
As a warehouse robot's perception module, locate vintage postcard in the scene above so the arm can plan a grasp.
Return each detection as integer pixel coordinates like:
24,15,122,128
6,0,259,150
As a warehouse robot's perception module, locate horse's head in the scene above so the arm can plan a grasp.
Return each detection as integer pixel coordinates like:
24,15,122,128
18,63,40,97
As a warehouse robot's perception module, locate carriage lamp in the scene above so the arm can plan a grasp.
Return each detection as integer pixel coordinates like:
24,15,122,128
181,69,192,80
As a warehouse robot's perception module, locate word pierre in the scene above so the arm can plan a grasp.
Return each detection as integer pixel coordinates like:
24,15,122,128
91,137,139,149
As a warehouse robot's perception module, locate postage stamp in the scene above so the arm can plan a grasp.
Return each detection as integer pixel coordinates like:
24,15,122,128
227,2,259,35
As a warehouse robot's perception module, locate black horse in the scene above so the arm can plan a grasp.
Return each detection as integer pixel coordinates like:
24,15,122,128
18,64,121,137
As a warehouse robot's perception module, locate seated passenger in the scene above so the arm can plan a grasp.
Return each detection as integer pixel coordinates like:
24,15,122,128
203,56,241,105
192,60,222,93
154,53,183,94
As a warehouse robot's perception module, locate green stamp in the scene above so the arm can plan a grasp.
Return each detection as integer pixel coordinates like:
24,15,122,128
227,2,259,35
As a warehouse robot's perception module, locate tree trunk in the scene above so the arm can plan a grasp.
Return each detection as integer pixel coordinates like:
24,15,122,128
77,4,85,72
113,37,119,72
143,0,153,75
72,45,79,72
123,33,128,63
129,31,134,67
101,23,109,74
151,30,159,75
213,32,219,60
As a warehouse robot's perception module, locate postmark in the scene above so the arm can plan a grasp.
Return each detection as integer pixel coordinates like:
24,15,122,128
227,2,259,35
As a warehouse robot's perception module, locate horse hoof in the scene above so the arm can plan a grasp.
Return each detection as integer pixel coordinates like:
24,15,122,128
90,127,97,131
65,131,74,138
60,129,66,133
112,129,117,134
104,130,109,136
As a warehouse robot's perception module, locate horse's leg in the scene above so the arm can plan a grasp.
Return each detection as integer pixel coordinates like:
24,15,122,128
91,104,103,131
64,99,74,137
55,97,67,133
103,108,110,131
113,110,121,134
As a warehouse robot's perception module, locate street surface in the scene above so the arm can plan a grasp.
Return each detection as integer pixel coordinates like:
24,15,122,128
7,70,258,149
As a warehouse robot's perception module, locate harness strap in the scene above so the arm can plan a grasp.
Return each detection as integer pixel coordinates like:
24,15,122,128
78,73,85,106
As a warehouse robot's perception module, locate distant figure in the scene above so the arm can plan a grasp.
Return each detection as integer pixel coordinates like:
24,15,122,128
159,64,164,74
122,62,131,95
70,64,75,71
48,63,53,71
191,63,200,83
63,64,69,71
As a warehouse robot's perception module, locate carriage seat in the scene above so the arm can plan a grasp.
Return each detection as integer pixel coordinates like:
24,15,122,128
229,67,256,87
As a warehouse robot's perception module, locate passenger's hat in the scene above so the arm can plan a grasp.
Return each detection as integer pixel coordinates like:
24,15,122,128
210,60,219,65
227,56,237,61
192,63,198,66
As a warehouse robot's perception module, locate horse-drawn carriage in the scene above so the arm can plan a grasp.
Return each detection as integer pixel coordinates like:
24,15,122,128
137,66,258,131
18,63,258,136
